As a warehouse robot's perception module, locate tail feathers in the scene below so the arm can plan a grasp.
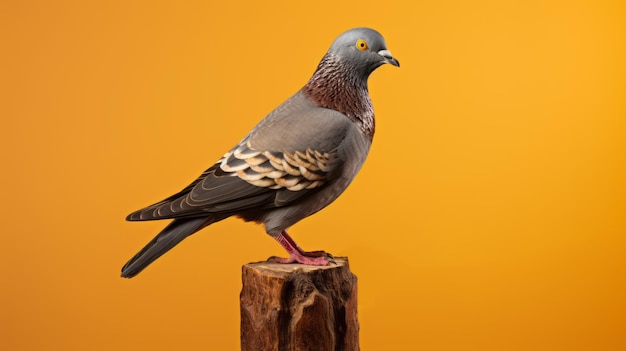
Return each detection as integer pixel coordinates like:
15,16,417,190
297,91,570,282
121,217,210,278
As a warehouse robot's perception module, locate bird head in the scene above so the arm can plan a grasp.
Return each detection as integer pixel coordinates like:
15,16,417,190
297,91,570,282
327,27,400,78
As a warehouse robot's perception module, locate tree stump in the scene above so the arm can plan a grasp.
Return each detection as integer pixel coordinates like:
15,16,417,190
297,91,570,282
240,257,359,351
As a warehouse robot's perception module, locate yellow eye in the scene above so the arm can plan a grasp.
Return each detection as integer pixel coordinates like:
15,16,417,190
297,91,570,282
356,39,368,51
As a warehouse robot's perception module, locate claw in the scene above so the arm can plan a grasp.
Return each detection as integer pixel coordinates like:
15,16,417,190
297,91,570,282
270,230,334,266
268,252,332,266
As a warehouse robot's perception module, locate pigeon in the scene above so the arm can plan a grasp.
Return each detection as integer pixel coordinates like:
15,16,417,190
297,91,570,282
121,27,399,278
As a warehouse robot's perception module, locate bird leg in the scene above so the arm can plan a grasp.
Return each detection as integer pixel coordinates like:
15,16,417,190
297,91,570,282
268,230,334,265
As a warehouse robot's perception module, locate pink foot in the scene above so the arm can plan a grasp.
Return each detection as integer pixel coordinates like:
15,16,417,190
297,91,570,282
269,230,335,266
268,251,333,265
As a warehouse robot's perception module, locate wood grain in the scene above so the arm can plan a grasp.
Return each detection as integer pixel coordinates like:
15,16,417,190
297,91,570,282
240,257,359,351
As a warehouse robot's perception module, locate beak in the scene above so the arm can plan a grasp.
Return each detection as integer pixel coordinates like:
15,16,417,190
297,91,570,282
378,49,400,67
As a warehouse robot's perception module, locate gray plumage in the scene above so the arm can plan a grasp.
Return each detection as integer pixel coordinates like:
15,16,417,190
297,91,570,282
121,27,399,278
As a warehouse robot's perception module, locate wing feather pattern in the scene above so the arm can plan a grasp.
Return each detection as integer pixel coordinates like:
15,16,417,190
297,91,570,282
126,141,339,221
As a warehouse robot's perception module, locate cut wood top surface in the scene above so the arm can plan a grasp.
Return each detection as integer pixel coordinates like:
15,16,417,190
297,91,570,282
243,257,349,276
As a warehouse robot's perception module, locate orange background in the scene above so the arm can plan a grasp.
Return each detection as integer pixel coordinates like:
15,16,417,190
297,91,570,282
2,1,625,350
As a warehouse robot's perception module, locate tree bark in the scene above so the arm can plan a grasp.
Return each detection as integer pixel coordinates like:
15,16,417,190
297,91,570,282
240,257,359,351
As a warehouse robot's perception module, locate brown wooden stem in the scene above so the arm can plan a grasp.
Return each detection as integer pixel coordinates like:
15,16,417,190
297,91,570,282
240,257,359,351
